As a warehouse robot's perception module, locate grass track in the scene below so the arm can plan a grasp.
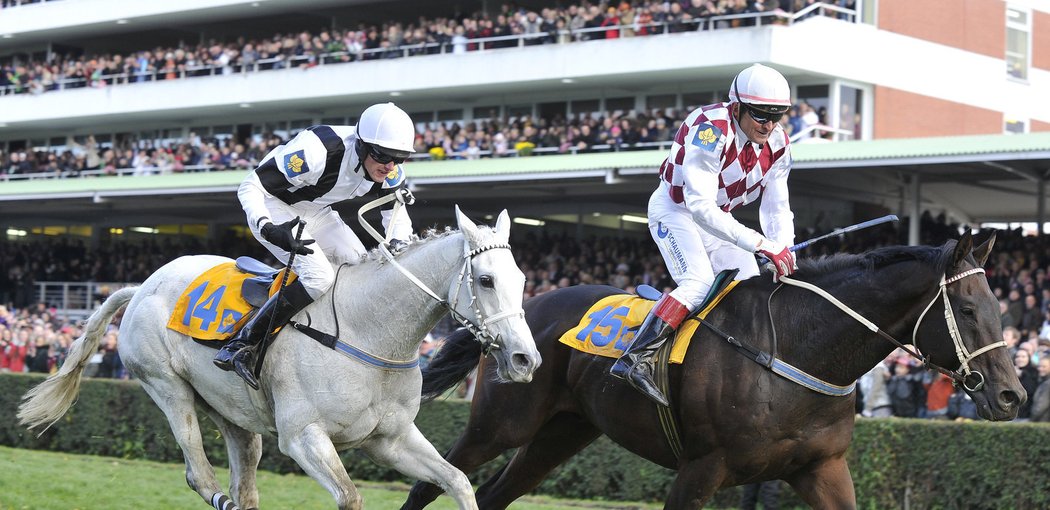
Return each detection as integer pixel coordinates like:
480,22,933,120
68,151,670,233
0,446,660,509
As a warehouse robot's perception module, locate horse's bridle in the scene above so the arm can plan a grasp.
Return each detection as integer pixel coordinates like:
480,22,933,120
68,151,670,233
358,191,524,354
779,266,1004,392
910,267,1006,391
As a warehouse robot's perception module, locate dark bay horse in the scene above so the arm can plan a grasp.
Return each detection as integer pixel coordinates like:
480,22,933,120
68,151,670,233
402,232,1024,509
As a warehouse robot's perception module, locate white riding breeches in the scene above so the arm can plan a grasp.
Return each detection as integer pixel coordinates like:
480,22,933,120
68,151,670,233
250,203,367,300
647,190,760,310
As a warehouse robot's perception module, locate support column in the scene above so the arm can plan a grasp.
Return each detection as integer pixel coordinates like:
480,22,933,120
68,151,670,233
1038,174,1046,236
909,173,921,246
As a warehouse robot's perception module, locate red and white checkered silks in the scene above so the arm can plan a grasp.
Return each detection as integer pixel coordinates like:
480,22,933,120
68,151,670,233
657,102,790,212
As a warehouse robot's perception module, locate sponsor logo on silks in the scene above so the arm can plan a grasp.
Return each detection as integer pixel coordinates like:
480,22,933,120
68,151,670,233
384,166,404,186
283,150,309,177
690,123,722,151
665,228,688,274
656,222,670,239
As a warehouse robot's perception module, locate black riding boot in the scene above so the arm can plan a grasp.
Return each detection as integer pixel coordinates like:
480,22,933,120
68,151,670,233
213,280,313,390
609,295,689,407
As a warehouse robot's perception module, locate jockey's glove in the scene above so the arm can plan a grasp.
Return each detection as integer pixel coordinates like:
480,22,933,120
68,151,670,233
261,217,315,256
755,237,796,282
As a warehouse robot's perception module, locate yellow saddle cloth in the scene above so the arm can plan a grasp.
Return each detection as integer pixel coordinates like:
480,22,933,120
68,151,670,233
167,262,295,341
558,282,738,364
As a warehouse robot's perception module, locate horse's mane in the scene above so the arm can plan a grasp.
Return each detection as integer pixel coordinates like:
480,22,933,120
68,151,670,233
353,226,458,265
795,242,953,279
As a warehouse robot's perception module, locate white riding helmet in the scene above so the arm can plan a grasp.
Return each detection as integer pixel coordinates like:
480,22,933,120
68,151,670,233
356,102,416,159
728,63,791,115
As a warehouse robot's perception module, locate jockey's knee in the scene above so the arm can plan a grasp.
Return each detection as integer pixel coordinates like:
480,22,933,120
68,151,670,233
670,283,709,311
296,263,335,300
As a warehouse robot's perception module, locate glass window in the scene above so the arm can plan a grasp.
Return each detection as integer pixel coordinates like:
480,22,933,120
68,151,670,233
472,106,500,120
604,96,634,116
838,85,863,141
646,94,677,111
682,91,718,110
1006,6,1030,80
437,109,463,121
1004,118,1026,134
570,99,600,117
506,105,533,120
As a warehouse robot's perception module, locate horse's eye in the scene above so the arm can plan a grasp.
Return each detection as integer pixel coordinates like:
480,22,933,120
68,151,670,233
479,275,494,288
960,307,975,317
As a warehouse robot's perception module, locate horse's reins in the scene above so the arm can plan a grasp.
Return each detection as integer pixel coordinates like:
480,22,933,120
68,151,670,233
778,266,1004,392
356,189,522,354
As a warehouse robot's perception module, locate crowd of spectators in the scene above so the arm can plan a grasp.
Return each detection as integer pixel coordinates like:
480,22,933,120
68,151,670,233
2,213,1049,422
2,100,834,178
0,0,852,95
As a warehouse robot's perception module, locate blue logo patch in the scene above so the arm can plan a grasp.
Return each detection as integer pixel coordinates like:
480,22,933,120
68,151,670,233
656,222,670,239
384,166,404,186
690,123,722,151
283,150,309,178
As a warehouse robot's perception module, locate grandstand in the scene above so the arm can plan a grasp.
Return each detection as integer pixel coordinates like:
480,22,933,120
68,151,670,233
1,0,1049,313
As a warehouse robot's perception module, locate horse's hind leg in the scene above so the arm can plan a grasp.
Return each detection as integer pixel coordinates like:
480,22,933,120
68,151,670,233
473,412,601,510
278,423,362,510
137,376,239,509
368,424,477,510
200,405,262,510
784,456,857,510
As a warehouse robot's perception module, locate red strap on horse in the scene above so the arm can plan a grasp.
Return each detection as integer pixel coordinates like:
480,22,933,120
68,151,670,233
654,295,690,329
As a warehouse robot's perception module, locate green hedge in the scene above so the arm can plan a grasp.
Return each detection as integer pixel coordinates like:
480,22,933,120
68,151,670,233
3,373,1049,508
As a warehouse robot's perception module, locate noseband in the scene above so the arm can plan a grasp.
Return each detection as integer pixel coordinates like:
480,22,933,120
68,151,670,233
446,242,523,354
780,266,1003,392
911,267,1004,391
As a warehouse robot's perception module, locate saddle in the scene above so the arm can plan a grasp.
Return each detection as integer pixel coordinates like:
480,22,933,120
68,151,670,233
558,270,739,363
166,257,293,347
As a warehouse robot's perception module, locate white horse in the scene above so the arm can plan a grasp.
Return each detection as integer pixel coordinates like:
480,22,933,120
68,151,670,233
19,207,541,510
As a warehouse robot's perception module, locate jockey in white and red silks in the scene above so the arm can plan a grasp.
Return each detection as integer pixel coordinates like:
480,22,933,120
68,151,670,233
611,63,797,407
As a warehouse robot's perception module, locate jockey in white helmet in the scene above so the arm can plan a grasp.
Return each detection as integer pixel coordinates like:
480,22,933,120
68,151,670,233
611,64,797,406
215,102,417,389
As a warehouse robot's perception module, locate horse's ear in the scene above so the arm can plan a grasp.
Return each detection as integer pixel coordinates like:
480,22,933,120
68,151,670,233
455,205,481,249
494,209,511,244
951,230,974,268
972,231,996,267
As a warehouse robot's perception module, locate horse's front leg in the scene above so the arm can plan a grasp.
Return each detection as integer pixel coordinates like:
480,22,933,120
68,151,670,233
365,424,478,510
784,455,857,510
278,422,362,510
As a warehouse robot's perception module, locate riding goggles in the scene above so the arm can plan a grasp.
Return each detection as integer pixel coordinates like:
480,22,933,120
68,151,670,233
366,143,409,165
743,103,785,124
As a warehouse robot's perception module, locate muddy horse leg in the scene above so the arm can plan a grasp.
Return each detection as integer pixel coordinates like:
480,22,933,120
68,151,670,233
473,413,602,510
137,376,238,509
785,456,856,510
200,406,263,510
664,455,729,510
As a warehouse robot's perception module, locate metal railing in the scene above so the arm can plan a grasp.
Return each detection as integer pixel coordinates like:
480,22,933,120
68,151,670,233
1,140,683,181
0,3,857,97
35,281,137,321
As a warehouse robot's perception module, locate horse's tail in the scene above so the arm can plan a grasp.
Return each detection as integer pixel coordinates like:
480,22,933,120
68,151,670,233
421,327,483,403
17,287,138,432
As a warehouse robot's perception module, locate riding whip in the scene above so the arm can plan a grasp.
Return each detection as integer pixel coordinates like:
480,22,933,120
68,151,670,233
250,218,307,378
758,214,899,266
